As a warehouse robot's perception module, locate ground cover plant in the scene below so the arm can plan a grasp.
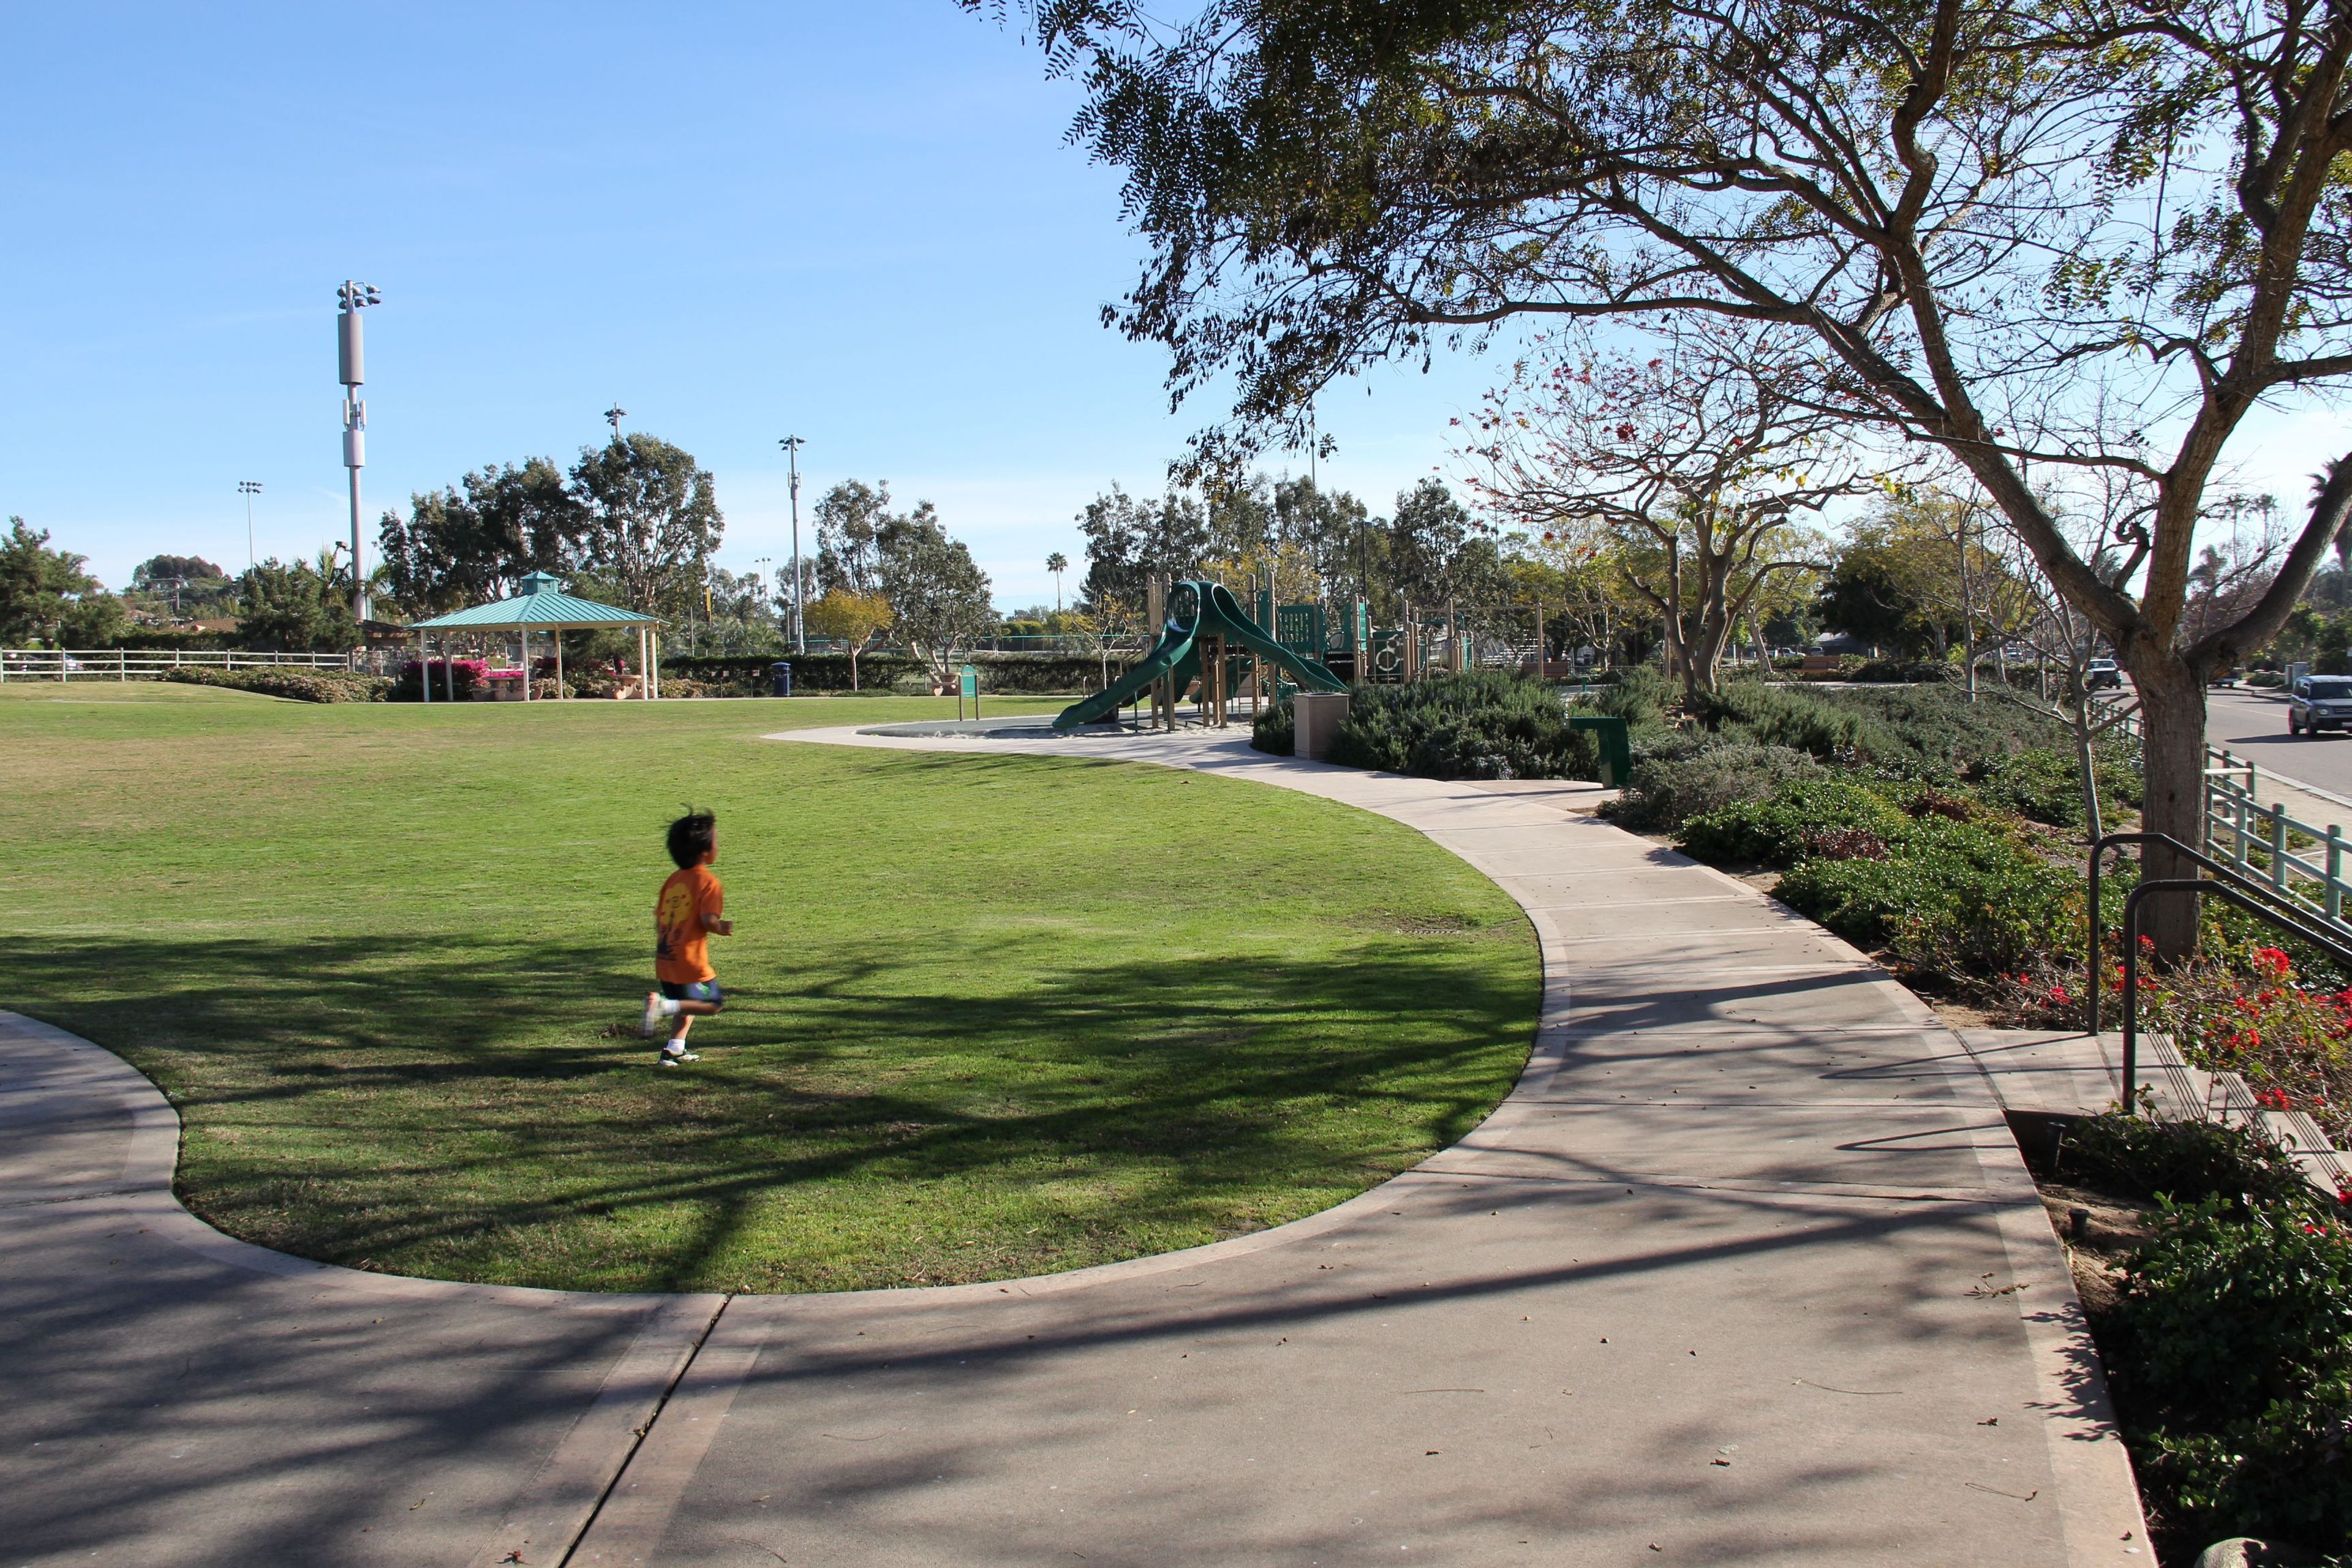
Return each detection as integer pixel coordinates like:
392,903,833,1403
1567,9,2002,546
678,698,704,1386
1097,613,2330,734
0,684,1537,1293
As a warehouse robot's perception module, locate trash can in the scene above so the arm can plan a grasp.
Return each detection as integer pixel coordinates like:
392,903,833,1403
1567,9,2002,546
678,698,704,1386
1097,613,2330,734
769,662,793,698
1293,691,1350,760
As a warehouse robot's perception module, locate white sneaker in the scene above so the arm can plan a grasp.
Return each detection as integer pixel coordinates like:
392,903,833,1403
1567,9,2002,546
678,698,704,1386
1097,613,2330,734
658,1049,699,1066
641,993,664,1038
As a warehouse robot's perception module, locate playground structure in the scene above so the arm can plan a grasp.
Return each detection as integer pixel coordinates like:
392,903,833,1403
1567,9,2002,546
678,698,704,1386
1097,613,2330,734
1048,579,1630,786
1054,580,1348,732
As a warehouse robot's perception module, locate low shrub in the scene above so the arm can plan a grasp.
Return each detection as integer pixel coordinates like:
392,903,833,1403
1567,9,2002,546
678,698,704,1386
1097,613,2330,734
1692,682,1903,762
2131,1379,2352,1556
1676,778,1906,866
1250,698,1295,756
1583,666,1674,735
1328,671,1600,780
1847,657,1956,684
2054,1111,2322,1213
2105,1198,2352,1553
1608,742,1825,832
1972,745,2089,826
162,668,389,703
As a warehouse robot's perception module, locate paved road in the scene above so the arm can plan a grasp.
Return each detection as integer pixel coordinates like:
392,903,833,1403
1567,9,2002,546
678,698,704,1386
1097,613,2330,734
1,730,2148,1567
2205,686,2352,802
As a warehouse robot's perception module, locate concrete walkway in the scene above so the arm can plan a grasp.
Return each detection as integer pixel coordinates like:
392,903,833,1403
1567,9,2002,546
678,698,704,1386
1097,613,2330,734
1,724,2147,1566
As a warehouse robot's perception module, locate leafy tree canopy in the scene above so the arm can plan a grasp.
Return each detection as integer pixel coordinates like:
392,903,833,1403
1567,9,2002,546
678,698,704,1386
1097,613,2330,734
237,553,359,653
378,436,722,620
133,554,227,584
1,518,121,646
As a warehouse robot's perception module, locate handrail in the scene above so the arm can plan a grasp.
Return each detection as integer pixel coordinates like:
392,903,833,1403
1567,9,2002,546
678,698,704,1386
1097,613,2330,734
2086,831,2344,1033
2121,877,2352,1107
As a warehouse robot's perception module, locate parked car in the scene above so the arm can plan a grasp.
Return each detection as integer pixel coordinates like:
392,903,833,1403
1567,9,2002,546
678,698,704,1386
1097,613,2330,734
2211,667,2241,687
2084,658,2124,691
2288,674,2352,735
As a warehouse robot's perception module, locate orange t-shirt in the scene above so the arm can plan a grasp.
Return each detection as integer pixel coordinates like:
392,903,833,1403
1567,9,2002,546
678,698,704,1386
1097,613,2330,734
654,865,723,984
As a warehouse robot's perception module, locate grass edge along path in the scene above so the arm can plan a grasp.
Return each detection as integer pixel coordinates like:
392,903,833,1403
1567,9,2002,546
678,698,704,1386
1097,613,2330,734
0,685,1539,1293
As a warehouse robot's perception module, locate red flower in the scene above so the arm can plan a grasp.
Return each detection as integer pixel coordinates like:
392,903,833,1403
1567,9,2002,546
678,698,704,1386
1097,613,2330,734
2253,946,2292,979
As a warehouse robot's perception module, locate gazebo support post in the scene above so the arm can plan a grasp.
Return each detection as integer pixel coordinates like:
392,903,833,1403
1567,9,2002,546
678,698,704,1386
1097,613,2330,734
555,630,564,698
636,627,647,699
420,633,430,705
445,637,455,702
520,627,530,703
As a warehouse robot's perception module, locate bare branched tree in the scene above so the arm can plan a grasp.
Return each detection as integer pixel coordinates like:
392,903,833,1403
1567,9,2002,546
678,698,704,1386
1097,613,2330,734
1461,325,1869,703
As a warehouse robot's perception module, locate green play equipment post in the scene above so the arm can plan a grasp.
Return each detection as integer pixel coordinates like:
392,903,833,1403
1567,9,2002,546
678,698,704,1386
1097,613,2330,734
1053,580,1346,733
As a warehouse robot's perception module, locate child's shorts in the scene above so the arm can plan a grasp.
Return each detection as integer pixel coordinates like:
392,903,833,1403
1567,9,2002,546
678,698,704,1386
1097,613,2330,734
659,978,724,1006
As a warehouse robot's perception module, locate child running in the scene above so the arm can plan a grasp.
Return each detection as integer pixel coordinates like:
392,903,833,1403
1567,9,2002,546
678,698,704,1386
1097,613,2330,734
643,808,733,1066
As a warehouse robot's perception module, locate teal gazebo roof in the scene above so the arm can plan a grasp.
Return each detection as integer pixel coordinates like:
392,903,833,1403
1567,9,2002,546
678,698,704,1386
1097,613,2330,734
409,573,662,631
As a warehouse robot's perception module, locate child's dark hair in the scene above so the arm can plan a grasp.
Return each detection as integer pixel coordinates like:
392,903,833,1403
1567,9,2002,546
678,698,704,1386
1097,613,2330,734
666,809,716,870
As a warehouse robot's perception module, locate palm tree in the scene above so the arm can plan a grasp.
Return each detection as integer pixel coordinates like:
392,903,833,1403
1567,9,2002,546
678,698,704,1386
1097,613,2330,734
1046,552,1069,612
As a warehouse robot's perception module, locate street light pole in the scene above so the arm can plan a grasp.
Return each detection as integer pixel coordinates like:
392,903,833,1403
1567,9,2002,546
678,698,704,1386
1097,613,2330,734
336,281,381,625
238,480,263,572
778,435,806,653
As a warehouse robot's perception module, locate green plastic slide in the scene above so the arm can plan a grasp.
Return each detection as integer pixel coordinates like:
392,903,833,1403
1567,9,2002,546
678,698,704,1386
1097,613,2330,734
1053,581,1348,731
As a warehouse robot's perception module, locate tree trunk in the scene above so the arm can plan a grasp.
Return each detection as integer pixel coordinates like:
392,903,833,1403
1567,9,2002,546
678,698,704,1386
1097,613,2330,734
2134,665,2209,962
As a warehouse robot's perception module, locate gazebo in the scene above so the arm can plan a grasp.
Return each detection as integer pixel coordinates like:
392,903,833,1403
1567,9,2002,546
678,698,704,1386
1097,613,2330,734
407,572,666,703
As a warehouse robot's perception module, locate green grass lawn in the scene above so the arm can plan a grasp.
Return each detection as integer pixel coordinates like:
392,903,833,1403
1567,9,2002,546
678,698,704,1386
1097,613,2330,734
0,682,1538,1292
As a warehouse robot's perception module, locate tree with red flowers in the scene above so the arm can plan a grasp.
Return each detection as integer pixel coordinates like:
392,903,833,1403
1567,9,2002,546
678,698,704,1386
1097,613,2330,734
1463,325,1876,702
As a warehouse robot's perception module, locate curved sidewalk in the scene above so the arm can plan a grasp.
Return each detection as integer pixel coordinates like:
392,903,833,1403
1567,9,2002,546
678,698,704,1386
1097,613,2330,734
0,725,2146,1566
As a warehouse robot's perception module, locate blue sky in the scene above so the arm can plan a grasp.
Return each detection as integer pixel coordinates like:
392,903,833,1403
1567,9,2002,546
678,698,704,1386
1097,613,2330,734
0,0,1487,608
2,2,2339,609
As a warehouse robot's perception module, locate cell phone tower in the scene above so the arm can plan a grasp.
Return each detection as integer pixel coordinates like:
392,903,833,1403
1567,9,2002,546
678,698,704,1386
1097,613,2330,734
336,281,382,624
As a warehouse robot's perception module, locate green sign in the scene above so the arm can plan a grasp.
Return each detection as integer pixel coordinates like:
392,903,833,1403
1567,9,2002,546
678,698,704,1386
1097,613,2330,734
959,664,978,699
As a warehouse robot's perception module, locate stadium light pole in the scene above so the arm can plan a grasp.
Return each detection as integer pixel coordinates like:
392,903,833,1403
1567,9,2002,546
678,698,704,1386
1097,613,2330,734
238,480,263,571
752,554,773,619
336,281,381,625
778,435,805,652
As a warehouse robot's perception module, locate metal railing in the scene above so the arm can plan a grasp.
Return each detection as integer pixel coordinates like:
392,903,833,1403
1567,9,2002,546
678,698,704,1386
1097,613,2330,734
0,648,355,682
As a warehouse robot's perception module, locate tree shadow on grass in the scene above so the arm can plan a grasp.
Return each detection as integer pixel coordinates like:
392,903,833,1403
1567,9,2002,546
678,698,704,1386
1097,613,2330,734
1,927,1536,1292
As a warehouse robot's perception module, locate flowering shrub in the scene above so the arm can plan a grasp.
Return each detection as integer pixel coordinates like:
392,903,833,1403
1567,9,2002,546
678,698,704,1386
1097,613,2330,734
2141,942,2352,1146
391,658,485,701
